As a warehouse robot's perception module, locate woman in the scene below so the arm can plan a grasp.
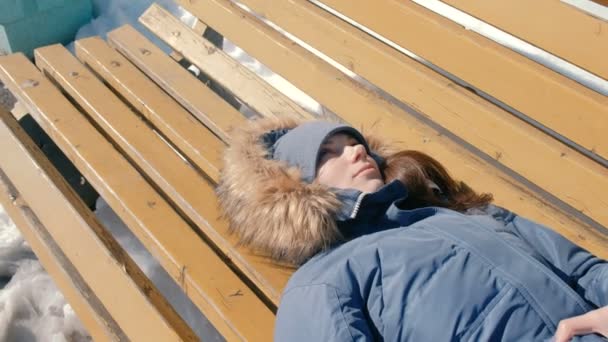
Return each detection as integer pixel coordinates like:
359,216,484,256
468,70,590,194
217,117,608,341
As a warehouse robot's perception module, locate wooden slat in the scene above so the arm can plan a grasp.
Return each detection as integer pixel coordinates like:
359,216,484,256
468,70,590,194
10,101,28,120
226,0,608,242
174,0,608,258
590,0,608,8
75,36,224,182
170,20,206,65
34,44,291,305
442,0,608,80
105,25,244,143
0,171,117,342
0,115,118,341
138,5,314,120
0,53,274,341
561,1,608,22
0,107,194,341
193,19,208,35
169,50,184,62
318,0,608,160
76,36,296,302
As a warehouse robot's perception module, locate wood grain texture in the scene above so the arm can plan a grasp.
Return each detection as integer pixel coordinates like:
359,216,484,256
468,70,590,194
138,5,314,120
175,0,608,259
319,0,608,160
75,36,224,182
442,0,608,80
34,43,290,307
228,0,608,241
0,52,274,341
0,106,194,341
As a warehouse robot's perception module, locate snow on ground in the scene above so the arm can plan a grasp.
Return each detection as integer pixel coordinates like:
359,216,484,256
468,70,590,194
1,0,606,340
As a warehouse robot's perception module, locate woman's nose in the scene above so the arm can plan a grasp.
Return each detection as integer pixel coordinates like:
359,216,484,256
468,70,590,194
348,144,367,162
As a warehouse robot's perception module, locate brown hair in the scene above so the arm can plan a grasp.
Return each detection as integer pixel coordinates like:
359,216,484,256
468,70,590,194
383,150,493,212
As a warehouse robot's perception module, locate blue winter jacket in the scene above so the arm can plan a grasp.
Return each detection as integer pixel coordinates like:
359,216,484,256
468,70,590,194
274,180,608,341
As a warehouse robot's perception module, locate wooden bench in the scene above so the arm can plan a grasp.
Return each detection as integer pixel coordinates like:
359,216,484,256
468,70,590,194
0,0,606,340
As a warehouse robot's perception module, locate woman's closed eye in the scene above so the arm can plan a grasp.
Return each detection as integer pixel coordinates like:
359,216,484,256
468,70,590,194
320,140,358,159
319,148,335,162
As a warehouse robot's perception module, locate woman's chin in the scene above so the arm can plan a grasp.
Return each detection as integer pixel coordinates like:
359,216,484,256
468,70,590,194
357,179,384,194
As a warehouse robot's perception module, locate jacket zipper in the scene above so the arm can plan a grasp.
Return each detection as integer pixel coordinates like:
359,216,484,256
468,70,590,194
350,192,367,219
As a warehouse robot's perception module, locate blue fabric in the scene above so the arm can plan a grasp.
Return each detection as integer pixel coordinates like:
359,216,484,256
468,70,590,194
275,181,608,341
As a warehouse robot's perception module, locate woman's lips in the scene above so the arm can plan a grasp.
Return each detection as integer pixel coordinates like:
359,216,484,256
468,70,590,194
354,164,376,178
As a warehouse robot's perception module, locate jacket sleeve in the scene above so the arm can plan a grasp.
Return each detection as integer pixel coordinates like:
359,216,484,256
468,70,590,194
488,205,608,308
274,284,374,342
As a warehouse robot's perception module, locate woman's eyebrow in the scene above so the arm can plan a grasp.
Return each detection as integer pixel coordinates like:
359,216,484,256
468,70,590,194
322,137,339,146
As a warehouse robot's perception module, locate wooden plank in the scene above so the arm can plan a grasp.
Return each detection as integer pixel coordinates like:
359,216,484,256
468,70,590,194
105,25,244,143
174,0,608,258
442,0,608,80
10,100,28,120
317,0,608,160
169,19,208,62
193,19,208,35
75,36,224,182
590,0,608,7
228,0,608,244
0,106,194,341
562,0,608,22
0,108,117,341
0,169,117,342
34,44,290,305
138,5,314,120
0,53,275,341
169,50,184,62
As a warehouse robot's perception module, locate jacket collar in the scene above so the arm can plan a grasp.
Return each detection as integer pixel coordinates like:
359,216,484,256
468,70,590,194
334,180,409,222
335,180,438,240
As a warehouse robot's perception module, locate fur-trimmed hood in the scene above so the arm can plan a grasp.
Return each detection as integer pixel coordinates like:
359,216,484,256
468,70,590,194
216,117,396,265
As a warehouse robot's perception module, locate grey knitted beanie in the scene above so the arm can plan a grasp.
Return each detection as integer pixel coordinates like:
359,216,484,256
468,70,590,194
261,121,384,183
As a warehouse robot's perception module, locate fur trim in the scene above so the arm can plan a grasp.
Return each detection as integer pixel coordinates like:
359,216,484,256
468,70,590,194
217,117,396,265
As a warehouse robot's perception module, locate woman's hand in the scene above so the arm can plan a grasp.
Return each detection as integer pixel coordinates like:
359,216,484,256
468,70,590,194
554,306,608,342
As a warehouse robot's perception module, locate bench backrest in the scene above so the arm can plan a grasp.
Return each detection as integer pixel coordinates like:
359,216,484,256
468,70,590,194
0,0,606,340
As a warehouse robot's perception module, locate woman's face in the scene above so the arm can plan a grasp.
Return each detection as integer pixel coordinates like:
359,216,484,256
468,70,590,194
316,133,384,193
